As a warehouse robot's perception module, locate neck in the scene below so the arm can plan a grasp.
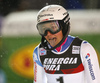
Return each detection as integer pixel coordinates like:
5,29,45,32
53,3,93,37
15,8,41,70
55,37,67,52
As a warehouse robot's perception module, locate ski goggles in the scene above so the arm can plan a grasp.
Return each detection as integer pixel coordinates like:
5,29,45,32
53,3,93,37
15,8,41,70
37,20,62,36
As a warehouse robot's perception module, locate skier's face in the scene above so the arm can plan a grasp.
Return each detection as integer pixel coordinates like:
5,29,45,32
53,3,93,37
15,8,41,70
44,30,63,47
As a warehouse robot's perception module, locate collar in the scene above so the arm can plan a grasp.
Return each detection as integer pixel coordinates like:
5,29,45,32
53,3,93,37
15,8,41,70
55,37,67,52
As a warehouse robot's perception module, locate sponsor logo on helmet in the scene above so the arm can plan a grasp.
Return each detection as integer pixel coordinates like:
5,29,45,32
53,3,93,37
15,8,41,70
38,14,53,22
63,12,68,15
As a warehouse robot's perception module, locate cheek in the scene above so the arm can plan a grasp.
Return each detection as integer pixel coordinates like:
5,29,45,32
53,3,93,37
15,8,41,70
56,31,63,39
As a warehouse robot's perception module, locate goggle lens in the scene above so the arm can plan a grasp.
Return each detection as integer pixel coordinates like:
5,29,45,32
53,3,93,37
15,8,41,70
37,21,61,36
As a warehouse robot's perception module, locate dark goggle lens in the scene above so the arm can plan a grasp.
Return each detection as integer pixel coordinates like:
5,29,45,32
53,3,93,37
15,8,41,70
37,21,61,36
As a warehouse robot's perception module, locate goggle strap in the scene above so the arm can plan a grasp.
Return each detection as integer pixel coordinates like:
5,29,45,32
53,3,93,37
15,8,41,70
63,13,70,24
65,18,70,24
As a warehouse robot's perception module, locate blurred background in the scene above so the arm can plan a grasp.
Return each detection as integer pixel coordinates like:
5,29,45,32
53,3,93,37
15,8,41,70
0,0,100,83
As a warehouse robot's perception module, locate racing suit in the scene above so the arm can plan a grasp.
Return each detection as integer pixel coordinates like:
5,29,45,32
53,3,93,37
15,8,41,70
33,35,100,83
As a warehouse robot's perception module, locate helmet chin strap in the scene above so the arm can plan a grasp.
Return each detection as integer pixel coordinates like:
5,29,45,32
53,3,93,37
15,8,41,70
41,25,70,51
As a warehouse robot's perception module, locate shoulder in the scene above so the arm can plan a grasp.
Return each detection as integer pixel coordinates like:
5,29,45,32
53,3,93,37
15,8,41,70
80,40,97,61
33,43,40,55
81,41,95,52
33,45,39,62
33,45,39,54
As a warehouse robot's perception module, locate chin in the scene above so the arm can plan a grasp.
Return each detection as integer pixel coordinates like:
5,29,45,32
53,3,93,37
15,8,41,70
50,44,57,47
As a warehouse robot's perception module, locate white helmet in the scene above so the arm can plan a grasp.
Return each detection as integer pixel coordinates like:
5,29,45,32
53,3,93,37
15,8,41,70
37,5,70,24
37,5,70,50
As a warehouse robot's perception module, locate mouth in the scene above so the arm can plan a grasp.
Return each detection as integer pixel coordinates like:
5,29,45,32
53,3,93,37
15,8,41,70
48,37,57,47
49,37,57,40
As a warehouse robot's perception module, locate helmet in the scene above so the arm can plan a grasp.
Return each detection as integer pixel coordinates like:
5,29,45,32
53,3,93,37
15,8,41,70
37,5,70,23
37,5,70,50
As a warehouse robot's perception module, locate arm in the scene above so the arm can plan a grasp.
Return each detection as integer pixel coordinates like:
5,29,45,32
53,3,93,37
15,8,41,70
33,47,47,83
81,41,100,83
